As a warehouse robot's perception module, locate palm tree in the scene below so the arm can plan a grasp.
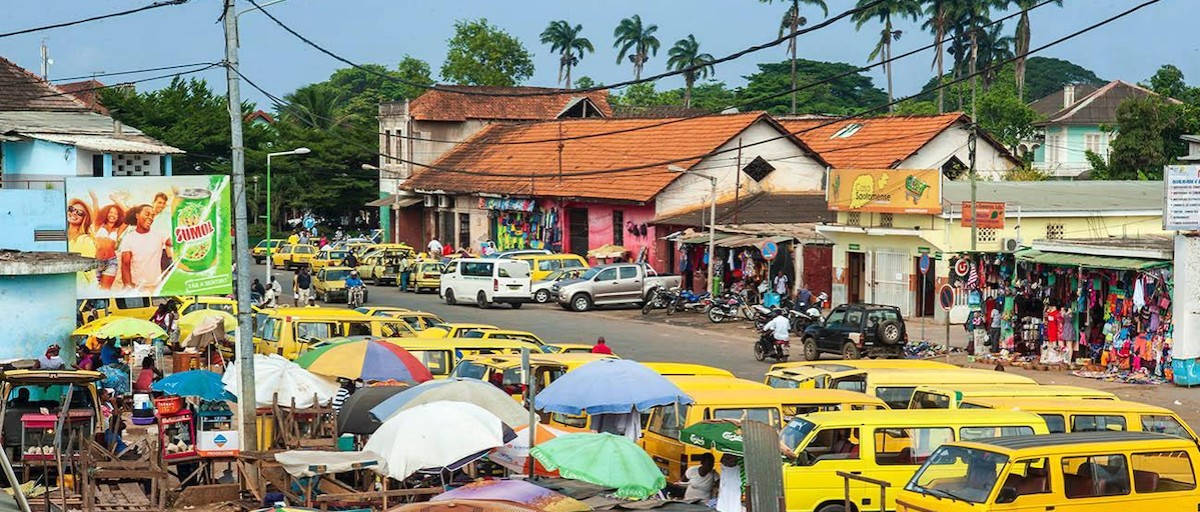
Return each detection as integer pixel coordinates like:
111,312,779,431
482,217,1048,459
948,0,998,113
761,0,828,114
281,85,348,130
540,20,594,90
921,0,961,113
666,35,715,108
851,0,922,111
1012,0,1062,100
976,23,1014,88
613,15,660,80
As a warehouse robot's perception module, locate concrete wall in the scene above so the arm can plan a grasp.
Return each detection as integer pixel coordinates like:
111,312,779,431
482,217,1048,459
0,272,77,361
0,189,67,252
903,124,1017,179
2,139,75,183
654,120,826,218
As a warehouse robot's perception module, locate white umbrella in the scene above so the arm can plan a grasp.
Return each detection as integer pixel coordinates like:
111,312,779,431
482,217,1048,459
369,377,530,428
363,401,507,481
223,353,338,408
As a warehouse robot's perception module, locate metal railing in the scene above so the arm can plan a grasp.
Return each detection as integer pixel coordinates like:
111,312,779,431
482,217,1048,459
837,470,891,512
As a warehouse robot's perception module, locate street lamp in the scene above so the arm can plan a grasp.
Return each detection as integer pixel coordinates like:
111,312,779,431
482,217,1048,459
669,164,718,294
266,147,311,281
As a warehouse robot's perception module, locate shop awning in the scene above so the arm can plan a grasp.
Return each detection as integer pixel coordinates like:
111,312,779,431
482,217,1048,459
676,231,733,245
716,235,792,248
1014,249,1171,271
366,196,423,208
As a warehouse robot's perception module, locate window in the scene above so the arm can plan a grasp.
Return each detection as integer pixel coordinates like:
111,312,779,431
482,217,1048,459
613,211,624,246
453,361,488,380
742,156,776,182
562,258,585,269
414,350,450,375
878,213,893,228
346,322,371,336
824,309,847,328
875,387,918,409
978,227,997,242
619,266,638,279
832,377,866,393
257,316,279,342
384,130,392,156
458,213,470,249
1072,415,1127,432
799,427,860,464
647,404,689,439
910,391,951,410
1000,458,1052,499
1084,132,1110,158
1141,415,1192,439
845,309,864,329
538,259,560,271
1062,454,1130,498
832,123,863,138
959,426,1035,441
295,322,332,341
117,297,149,309
874,427,954,465
712,407,781,428
846,211,861,226
1131,451,1196,493
182,303,204,315
1046,224,1065,240
1046,134,1063,164
1037,414,1067,433
462,262,494,277
596,268,617,281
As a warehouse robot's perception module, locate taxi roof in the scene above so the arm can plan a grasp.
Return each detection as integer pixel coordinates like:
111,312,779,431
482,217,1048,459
768,359,958,373
386,337,541,351
263,307,374,319
964,397,1171,413
850,367,1037,385
481,329,541,337
1,369,104,385
798,408,1044,426
685,388,887,406
460,352,615,368
641,362,735,378
953,431,1193,456
914,384,1116,398
320,266,354,271
668,376,772,391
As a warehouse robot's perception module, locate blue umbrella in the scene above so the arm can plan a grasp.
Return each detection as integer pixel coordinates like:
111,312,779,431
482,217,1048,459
98,364,130,394
533,359,692,415
152,370,236,401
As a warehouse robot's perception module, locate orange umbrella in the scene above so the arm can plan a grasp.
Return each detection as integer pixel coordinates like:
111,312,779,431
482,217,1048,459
489,423,586,477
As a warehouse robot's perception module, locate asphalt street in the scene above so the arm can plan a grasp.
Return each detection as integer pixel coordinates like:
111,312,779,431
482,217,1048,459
255,263,767,378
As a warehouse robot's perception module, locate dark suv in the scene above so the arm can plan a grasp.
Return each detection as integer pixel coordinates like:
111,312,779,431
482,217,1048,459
799,303,907,360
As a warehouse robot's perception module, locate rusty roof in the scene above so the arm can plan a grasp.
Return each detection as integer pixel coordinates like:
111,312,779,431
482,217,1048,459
0,57,90,112
407,85,612,121
1034,80,1180,126
56,79,109,114
404,112,822,203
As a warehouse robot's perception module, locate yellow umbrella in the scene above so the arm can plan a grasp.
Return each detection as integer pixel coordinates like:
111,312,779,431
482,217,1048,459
74,316,166,340
179,309,236,340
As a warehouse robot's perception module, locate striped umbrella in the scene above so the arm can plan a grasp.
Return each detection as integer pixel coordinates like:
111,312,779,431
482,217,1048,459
295,339,433,384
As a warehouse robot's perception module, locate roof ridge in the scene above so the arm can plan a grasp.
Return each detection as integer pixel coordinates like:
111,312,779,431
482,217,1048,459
0,56,91,111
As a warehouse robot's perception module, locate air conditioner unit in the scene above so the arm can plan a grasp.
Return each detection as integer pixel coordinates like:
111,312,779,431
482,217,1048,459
422,195,435,208
1000,238,1022,253
437,195,450,208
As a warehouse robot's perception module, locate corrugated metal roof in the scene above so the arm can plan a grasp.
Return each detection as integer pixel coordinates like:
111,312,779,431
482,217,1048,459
23,133,183,154
942,181,1162,213
1014,248,1170,271
0,111,144,134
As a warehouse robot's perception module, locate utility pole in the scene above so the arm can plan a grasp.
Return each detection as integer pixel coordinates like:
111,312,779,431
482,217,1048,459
40,39,51,79
222,0,258,451
733,138,742,224
969,30,979,252
789,0,799,115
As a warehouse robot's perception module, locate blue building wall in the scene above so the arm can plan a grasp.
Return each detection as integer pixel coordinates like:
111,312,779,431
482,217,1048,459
0,273,77,361
0,189,66,252
1033,124,1106,165
1,139,76,175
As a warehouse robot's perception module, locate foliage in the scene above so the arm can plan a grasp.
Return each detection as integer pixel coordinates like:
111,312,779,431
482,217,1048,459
540,20,594,89
892,100,939,115
1002,164,1050,181
1103,96,1170,179
666,35,715,107
441,18,534,86
1021,56,1104,101
279,83,350,130
975,78,1037,150
1144,64,1192,101
738,59,887,115
574,76,599,89
612,15,660,80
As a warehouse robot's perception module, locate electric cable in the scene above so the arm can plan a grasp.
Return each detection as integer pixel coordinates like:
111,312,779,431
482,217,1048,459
0,0,189,39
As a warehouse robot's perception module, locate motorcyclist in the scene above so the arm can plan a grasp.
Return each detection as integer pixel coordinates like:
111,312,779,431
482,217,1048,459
345,270,365,306
762,309,791,349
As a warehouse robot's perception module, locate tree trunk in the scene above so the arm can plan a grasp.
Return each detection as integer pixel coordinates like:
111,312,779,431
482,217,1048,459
634,53,642,80
790,0,799,115
884,19,894,111
684,74,694,108
565,49,573,90
936,21,945,114
1015,11,1031,100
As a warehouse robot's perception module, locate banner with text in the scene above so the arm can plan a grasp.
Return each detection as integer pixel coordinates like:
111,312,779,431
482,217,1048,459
66,176,232,299
828,169,942,214
1166,165,1200,230
962,201,1006,228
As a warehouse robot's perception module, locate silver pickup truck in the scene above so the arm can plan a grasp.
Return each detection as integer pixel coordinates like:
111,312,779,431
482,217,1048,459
553,263,682,312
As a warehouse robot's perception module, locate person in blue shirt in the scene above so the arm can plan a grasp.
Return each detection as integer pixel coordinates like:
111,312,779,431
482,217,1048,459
99,338,121,366
345,270,364,288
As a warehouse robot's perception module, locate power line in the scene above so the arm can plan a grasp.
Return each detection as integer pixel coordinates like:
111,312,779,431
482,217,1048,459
245,0,883,98
0,0,189,39
28,63,222,100
0,61,218,87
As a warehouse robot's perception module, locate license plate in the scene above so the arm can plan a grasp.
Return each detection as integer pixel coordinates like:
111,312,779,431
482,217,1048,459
507,285,521,289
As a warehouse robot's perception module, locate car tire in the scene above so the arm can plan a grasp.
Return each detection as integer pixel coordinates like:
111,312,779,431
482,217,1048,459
510,302,523,309
815,504,846,512
842,342,861,360
444,289,457,305
803,338,818,361
571,294,592,312
533,290,551,303
877,319,904,344
255,257,263,264
477,291,490,309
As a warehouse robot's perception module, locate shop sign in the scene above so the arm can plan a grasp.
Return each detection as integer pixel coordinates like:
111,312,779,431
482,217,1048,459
828,169,942,214
1165,165,1200,230
919,254,931,274
478,197,535,212
917,246,931,254
934,251,943,260
962,201,1005,228
761,241,779,261
848,243,861,251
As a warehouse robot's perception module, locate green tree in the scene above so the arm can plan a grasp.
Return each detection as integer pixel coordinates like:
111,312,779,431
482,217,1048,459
738,59,888,114
613,15,660,80
573,76,599,89
1021,56,1104,101
975,78,1036,150
920,0,962,113
1104,96,1170,179
1012,0,1063,99
608,82,666,107
851,0,922,110
540,20,594,89
440,18,534,86
666,35,715,108
280,84,350,130
394,56,436,100
761,0,828,114
1145,64,1189,100
976,23,1014,89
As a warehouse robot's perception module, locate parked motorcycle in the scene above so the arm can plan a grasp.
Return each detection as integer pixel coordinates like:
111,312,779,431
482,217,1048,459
754,331,789,362
667,289,711,315
347,285,366,309
641,287,678,315
708,293,771,324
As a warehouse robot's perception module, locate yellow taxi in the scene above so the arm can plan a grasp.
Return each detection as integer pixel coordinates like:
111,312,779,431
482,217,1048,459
78,295,237,323
308,248,349,273
346,242,374,257
357,247,415,286
271,244,318,269
252,239,286,264
449,352,616,397
463,329,593,355
825,368,1037,409
779,409,1050,512
896,431,1200,512
354,306,412,317
908,384,1117,410
386,311,447,333
767,359,959,374
417,323,499,339
513,253,589,281
312,266,363,304
408,260,443,293
959,398,1198,440
253,307,412,359
386,338,544,378
641,362,735,378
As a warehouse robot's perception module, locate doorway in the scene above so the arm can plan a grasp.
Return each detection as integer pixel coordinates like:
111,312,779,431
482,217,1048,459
913,256,935,317
846,252,865,304
568,208,589,257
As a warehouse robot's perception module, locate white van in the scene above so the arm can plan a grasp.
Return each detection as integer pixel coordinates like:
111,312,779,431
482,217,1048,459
440,258,531,309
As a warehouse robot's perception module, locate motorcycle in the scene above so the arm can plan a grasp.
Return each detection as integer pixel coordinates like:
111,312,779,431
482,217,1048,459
754,331,790,362
347,285,366,309
667,289,711,315
641,287,678,315
709,293,771,324
787,292,828,333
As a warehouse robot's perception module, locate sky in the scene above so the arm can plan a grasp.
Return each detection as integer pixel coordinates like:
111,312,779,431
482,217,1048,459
2,0,1197,111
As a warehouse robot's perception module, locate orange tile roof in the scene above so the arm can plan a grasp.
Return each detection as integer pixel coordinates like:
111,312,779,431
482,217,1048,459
57,79,108,114
0,57,90,112
778,112,971,169
404,112,818,203
408,85,612,121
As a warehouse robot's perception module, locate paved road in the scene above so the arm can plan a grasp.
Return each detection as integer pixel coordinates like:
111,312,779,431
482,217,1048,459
256,263,768,378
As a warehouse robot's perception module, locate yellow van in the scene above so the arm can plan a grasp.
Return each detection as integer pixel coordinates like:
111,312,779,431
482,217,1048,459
387,338,543,378
253,307,414,359
252,239,285,264
514,253,589,281
780,409,1050,512
409,260,443,293
271,244,317,269
309,248,349,273
909,384,1118,410
666,376,771,392
767,359,959,374
417,323,499,339
896,431,1200,512
450,352,616,397
765,366,865,389
960,397,1198,441
826,368,1038,409
641,362,735,378
463,329,593,355
642,388,888,481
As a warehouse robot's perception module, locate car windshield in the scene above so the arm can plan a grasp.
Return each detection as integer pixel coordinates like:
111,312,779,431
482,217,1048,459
780,417,818,450
542,269,566,281
905,445,1009,504
325,270,350,280
579,267,604,280
327,251,347,259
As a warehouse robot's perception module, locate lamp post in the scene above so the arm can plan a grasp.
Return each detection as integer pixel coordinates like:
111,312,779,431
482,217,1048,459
670,165,718,294
266,147,311,281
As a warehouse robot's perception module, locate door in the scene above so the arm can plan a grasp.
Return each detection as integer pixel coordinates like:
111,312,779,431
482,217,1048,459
616,265,643,301
847,252,865,304
568,208,589,257
818,307,849,351
913,257,935,317
591,267,620,302
872,250,908,315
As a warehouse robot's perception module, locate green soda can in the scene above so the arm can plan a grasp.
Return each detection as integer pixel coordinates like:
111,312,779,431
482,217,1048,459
173,188,217,273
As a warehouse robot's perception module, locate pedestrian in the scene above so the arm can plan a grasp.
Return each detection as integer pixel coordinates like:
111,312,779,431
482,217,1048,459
251,278,265,303
427,238,443,256
36,344,67,370
344,250,359,269
442,243,454,257
150,300,179,348
299,230,310,246
590,337,613,355
294,267,313,306
773,272,789,297
331,378,354,411
796,284,813,307
680,453,718,501
399,253,412,292
319,236,329,250
987,304,1002,352
264,276,281,307
714,454,743,512
133,355,162,393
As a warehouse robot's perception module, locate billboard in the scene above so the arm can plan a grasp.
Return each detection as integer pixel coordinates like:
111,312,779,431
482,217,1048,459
1165,165,1200,230
828,169,942,214
962,201,1006,228
66,176,232,299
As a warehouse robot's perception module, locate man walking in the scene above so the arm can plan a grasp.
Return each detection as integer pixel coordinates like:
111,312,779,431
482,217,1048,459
399,253,412,292
427,238,443,257
294,267,313,306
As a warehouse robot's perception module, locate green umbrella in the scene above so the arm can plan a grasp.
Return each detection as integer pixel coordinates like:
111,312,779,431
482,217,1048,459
529,433,665,500
680,420,744,455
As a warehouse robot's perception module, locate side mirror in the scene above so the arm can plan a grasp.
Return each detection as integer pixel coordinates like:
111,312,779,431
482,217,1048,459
995,486,1018,504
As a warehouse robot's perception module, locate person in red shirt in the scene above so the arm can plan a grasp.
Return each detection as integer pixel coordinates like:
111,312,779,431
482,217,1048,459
590,337,613,355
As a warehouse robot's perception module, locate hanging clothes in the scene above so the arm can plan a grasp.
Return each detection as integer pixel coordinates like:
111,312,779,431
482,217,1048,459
1133,276,1146,310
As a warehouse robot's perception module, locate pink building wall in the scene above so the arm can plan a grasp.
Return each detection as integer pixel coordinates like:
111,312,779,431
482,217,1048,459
556,201,666,270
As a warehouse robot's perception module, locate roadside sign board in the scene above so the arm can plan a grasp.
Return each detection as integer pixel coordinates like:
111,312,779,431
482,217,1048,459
1165,165,1200,230
938,284,955,311
761,241,778,261
919,254,931,274
962,201,1006,228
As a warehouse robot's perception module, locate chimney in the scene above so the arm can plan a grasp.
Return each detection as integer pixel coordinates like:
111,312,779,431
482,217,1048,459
112,119,123,136
1063,84,1076,109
